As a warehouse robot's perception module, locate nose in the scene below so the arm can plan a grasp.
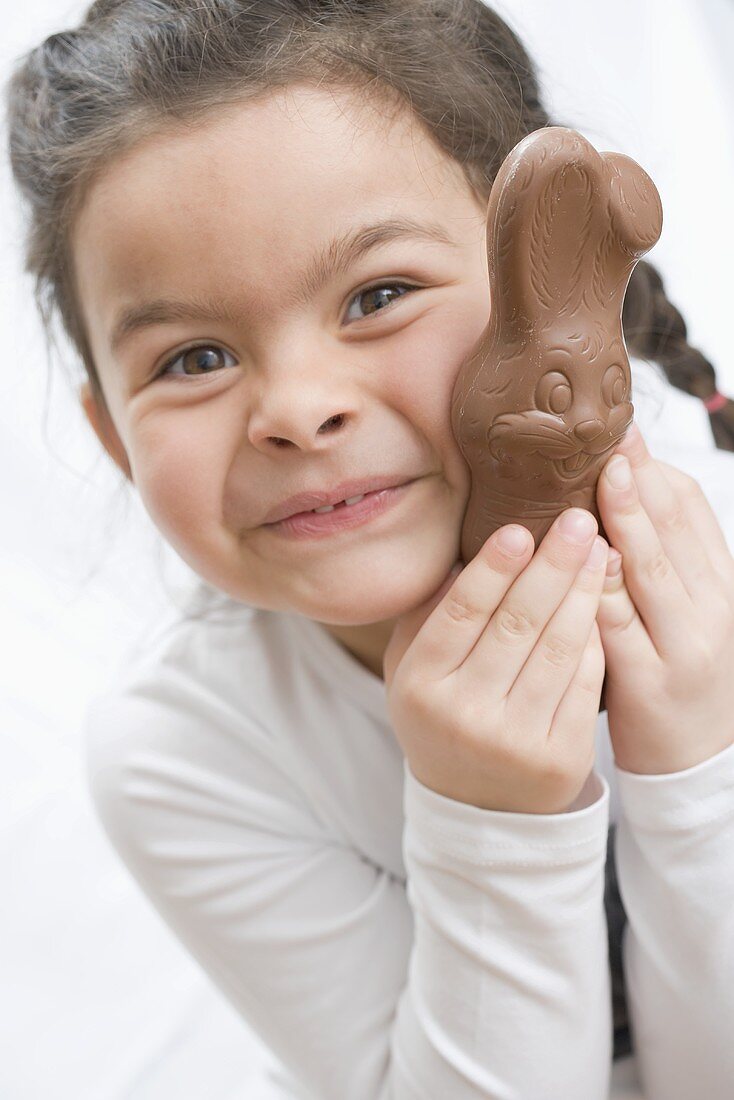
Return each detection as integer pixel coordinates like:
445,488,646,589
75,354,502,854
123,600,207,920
573,418,606,443
247,377,358,452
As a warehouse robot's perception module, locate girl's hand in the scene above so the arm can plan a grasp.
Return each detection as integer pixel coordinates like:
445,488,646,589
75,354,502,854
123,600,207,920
383,510,608,815
596,423,734,774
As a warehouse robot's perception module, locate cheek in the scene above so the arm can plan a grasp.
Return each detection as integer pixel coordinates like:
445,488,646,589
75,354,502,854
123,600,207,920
386,299,486,478
129,411,226,545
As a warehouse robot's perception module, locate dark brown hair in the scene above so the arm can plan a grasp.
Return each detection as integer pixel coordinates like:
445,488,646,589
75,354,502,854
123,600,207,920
5,0,733,455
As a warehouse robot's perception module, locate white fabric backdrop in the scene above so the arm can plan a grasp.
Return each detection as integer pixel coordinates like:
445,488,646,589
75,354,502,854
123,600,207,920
1,2,732,1096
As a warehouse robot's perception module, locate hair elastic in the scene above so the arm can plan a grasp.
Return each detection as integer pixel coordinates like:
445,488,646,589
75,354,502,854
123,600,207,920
702,391,729,413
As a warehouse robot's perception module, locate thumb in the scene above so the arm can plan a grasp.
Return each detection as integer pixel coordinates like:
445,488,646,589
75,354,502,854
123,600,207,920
383,561,463,688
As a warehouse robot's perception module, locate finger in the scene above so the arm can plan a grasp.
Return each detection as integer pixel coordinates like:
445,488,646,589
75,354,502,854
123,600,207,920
382,560,464,687
596,546,652,666
596,448,695,659
655,459,734,599
464,509,601,696
393,527,534,684
505,533,608,730
604,423,720,604
549,618,606,759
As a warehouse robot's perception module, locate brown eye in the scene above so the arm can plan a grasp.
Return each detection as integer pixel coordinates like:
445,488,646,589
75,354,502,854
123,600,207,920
156,345,237,381
345,282,416,323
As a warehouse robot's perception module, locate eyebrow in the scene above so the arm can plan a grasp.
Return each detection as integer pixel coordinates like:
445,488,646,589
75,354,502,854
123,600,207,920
108,217,456,355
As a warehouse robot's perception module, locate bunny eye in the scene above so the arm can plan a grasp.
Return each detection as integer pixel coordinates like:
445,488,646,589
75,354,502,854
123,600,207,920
602,364,628,408
536,370,572,415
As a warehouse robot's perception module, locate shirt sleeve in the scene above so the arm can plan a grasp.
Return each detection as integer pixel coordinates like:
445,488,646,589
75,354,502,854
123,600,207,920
83,686,613,1100
614,738,734,1100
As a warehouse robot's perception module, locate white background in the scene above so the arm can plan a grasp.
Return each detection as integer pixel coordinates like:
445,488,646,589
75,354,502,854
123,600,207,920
1,1,732,1097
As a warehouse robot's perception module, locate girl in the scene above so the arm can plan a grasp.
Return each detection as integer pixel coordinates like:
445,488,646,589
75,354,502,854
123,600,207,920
6,2,734,1097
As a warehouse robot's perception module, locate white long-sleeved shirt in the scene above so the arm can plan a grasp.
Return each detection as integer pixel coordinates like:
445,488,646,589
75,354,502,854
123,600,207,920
83,358,734,1099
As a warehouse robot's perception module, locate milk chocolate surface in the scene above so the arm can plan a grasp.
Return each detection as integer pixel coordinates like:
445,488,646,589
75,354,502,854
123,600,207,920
451,126,663,561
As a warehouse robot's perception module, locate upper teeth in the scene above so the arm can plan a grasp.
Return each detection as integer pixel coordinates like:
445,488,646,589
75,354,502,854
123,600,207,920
562,453,588,472
312,493,366,514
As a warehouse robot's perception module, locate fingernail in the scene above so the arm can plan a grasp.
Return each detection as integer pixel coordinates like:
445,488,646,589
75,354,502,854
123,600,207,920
605,549,623,578
606,455,632,490
585,536,608,569
558,508,596,543
497,525,530,555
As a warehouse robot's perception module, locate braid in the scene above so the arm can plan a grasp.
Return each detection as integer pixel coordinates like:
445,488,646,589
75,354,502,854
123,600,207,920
623,261,734,452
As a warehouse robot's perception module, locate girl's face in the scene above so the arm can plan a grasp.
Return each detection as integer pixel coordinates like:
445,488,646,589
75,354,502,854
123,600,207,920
74,83,491,639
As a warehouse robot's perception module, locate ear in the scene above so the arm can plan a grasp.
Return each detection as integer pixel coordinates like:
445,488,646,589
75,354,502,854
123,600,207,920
487,127,606,326
79,380,133,482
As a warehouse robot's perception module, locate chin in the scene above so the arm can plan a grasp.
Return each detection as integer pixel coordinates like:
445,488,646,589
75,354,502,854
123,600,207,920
303,555,458,626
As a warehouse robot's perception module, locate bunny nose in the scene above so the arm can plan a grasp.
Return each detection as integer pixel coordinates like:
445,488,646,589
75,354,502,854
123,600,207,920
574,419,606,443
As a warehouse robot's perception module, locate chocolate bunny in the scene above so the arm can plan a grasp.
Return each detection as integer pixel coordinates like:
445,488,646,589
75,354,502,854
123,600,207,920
451,125,663,564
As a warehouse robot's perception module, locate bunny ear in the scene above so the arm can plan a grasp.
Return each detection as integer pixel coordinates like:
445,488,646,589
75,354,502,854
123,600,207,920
604,152,663,257
583,153,663,314
487,128,664,332
487,127,613,330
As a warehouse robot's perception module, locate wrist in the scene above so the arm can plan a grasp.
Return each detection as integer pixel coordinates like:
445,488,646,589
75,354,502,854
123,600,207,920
562,769,603,813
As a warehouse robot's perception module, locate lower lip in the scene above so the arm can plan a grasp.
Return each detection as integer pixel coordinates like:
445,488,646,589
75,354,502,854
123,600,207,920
265,481,417,539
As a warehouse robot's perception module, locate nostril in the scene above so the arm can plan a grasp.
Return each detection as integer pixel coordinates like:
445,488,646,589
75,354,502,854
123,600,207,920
317,413,346,434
